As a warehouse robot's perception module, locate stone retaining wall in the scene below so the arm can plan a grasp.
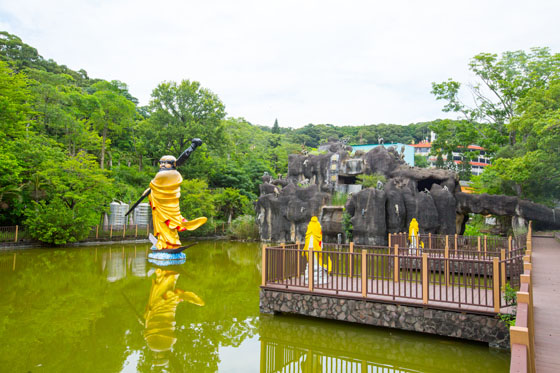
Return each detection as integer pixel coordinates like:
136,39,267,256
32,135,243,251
260,288,510,349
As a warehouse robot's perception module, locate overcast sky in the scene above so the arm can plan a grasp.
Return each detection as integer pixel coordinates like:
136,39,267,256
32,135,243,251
1,0,559,128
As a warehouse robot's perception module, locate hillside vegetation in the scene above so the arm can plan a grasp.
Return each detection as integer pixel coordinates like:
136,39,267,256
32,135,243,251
1,32,558,243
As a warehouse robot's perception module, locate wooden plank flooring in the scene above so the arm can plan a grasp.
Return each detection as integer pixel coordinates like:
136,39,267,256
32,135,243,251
533,236,560,372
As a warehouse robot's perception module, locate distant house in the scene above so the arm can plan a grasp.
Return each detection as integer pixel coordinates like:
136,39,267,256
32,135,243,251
410,141,491,176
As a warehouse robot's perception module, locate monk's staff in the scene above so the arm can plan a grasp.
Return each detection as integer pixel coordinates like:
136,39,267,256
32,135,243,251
125,138,203,216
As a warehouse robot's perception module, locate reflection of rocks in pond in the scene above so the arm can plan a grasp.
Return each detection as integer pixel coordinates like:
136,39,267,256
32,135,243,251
144,268,204,366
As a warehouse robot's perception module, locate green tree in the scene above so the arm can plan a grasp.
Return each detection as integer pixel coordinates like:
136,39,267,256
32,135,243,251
272,118,280,134
214,188,251,223
414,154,429,168
24,152,114,244
90,81,136,169
0,60,33,138
180,179,216,219
431,47,560,150
147,80,226,157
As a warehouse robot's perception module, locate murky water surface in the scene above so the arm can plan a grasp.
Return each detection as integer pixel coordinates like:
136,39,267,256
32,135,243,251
0,241,509,372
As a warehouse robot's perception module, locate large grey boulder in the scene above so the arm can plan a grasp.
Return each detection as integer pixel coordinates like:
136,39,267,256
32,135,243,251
346,189,387,245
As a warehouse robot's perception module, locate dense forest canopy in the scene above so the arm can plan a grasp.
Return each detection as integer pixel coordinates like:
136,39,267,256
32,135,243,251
1,31,558,243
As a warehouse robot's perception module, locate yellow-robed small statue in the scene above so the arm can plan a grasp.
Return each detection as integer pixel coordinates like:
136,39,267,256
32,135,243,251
408,218,424,253
302,216,332,284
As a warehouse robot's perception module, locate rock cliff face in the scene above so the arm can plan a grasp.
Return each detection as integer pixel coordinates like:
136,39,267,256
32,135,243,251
256,142,560,243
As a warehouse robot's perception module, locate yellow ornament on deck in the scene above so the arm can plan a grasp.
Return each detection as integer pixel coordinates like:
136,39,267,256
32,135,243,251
408,218,424,249
303,216,332,273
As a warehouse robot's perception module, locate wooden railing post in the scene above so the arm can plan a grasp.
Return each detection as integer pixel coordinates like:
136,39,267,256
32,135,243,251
454,233,457,254
135,224,138,238
508,236,512,253
309,246,314,292
521,274,533,307
349,242,354,277
517,289,535,373
281,243,286,279
428,232,432,249
527,222,532,254
110,224,113,239
261,245,267,286
445,235,449,254
444,240,449,286
493,257,500,313
296,241,301,275
422,253,428,304
388,233,391,248
477,236,481,253
96,225,99,239
510,326,532,372
500,249,506,289
14,225,18,242
393,244,399,283
361,250,367,297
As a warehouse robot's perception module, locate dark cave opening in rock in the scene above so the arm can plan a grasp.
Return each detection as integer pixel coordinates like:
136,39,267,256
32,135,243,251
417,178,441,192
338,175,357,184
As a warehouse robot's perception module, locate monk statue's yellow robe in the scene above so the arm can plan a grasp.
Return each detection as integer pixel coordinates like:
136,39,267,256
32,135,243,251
144,269,204,355
302,216,332,272
148,169,207,250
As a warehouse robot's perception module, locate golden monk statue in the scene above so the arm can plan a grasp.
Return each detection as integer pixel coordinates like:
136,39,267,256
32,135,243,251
126,138,207,254
144,268,204,365
147,154,207,250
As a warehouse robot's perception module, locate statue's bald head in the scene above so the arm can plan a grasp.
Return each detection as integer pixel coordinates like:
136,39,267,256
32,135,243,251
159,155,177,170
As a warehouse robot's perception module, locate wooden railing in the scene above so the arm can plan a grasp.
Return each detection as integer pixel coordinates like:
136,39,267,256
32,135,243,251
389,232,524,254
510,222,535,373
262,233,527,313
0,224,153,244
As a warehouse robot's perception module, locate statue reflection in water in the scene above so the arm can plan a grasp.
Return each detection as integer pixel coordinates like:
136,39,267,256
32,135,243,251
144,267,204,367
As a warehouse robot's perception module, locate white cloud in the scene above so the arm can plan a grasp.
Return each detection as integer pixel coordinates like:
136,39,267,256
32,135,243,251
1,0,559,127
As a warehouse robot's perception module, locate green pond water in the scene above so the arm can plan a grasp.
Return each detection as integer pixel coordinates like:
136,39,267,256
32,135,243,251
0,241,510,372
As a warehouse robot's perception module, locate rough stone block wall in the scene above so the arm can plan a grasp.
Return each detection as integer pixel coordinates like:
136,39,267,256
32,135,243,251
260,289,510,349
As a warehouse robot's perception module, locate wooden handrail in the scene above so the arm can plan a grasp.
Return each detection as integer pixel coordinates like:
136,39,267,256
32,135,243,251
510,221,534,373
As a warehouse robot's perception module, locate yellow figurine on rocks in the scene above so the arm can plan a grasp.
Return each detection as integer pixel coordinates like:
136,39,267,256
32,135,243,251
126,138,207,263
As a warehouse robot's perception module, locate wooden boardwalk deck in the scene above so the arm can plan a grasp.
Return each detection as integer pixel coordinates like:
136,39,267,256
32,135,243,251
533,236,560,372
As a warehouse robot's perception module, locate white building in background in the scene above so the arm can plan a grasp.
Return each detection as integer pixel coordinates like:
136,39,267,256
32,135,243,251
410,141,491,176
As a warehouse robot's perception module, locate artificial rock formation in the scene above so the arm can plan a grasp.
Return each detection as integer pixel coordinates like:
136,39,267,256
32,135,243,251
256,142,560,244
